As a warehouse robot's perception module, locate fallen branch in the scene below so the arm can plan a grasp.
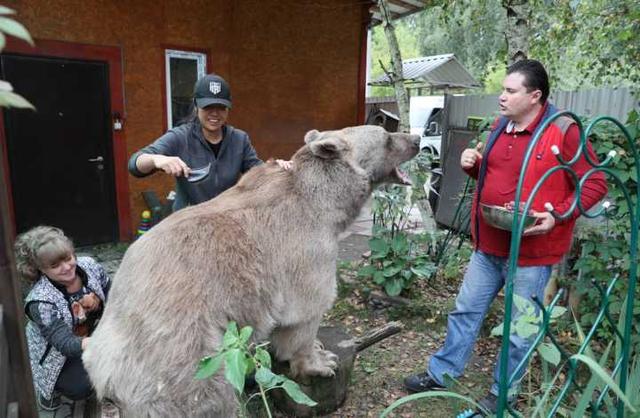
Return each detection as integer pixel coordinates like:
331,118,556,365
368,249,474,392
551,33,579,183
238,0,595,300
369,290,411,307
338,321,404,353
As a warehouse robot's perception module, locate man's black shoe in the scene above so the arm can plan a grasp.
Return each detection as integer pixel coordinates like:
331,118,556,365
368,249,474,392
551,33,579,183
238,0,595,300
472,392,516,416
403,372,445,393
478,392,499,414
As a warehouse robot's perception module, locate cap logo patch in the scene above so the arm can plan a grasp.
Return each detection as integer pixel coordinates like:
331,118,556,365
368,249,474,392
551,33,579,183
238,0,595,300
209,81,222,95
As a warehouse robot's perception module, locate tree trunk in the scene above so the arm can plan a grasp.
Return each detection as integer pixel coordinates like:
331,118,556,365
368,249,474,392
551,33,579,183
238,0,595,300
502,0,530,65
378,0,410,132
271,323,403,417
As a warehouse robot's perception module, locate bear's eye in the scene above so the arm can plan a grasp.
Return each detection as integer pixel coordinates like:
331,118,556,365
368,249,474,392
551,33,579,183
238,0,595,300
385,135,394,149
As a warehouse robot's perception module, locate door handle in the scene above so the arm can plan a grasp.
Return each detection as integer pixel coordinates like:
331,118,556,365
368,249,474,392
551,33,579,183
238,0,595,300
88,156,104,162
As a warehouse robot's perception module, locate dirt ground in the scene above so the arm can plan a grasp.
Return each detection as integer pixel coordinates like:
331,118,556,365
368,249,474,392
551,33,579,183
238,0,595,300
318,243,504,418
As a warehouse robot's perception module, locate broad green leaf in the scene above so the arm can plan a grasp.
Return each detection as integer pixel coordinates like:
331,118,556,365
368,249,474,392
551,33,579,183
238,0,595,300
245,358,255,376
281,380,317,406
383,264,402,277
0,17,33,45
223,322,239,348
255,347,272,369
391,234,409,253
411,264,435,278
368,237,389,255
239,326,253,344
550,306,567,319
224,349,248,393
254,365,283,389
0,6,15,15
373,271,385,285
384,278,403,296
513,294,531,313
537,342,561,366
491,322,504,337
0,91,34,109
371,249,389,259
514,321,539,339
357,264,377,277
194,352,224,380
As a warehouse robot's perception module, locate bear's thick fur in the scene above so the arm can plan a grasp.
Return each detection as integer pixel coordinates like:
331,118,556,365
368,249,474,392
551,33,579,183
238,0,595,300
83,126,419,417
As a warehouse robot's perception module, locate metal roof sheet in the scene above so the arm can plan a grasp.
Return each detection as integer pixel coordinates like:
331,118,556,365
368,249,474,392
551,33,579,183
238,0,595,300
370,54,481,89
370,0,430,23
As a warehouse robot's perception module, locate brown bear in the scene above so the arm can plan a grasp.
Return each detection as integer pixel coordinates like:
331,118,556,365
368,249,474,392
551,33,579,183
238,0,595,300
83,125,419,417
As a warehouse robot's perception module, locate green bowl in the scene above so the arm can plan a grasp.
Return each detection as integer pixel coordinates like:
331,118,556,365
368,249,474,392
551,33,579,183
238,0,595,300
480,203,537,231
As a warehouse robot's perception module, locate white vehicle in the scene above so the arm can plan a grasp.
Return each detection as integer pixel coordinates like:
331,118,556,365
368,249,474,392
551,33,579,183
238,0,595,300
410,95,445,158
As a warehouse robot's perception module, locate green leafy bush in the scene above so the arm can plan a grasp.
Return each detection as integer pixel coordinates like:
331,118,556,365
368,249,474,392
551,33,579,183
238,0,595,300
491,295,566,367
569,110,640,345
358,230,436,296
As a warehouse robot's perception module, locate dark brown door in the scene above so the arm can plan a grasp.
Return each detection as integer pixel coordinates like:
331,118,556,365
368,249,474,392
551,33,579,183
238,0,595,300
1,54,118,246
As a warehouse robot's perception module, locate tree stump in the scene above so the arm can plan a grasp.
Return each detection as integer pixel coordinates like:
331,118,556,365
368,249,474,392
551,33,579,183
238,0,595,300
271,322,403,417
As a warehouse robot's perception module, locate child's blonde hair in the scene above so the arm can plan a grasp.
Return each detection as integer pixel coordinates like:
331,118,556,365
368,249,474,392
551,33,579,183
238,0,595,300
14,226,74,284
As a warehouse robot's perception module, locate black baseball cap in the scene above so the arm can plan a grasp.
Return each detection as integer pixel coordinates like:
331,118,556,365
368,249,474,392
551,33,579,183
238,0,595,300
193,74,232,109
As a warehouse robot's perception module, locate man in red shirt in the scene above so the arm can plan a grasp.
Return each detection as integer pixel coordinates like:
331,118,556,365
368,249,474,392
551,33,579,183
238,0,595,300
403,60,608,414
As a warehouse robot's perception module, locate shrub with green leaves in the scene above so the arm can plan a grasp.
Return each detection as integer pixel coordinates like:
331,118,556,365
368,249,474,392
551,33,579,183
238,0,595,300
491,294,567,368
358,230,436,296
195,322,316,418
568,110,640,345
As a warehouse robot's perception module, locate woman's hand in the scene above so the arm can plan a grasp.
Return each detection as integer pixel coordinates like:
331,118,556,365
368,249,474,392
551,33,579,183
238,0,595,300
152,155,191,177
81,337,91,351
80,293,101,311
275,159,293,171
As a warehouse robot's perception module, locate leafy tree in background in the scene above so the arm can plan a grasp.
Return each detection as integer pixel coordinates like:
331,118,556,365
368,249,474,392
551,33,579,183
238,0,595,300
369,15,421,97
369,0,639,97
530,0,640,90
416,1,507,84
369,0,507,96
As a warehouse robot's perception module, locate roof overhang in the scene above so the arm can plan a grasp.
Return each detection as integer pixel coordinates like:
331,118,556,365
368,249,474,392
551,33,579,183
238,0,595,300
369,0,430,24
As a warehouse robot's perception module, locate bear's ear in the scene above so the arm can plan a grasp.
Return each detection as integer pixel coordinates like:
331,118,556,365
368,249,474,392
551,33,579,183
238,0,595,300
304,129,321,144
309,135,347,159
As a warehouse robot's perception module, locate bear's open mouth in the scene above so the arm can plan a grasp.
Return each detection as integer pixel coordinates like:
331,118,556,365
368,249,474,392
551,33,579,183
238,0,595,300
394,167,412,185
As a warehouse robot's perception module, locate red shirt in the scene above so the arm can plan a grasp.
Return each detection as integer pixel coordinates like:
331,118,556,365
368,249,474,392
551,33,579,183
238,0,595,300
465,104,608,265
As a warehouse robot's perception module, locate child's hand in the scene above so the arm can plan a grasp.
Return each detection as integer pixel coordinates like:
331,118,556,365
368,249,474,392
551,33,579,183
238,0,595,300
80,293,101,311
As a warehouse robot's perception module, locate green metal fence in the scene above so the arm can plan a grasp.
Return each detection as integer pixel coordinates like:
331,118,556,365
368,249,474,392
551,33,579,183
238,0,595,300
498,111,639,417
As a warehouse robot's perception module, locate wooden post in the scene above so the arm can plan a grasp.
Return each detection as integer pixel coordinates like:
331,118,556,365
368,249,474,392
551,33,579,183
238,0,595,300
0,128,37,417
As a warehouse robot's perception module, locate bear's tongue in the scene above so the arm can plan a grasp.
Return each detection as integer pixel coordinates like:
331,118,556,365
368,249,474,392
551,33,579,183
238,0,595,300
395,167,412,185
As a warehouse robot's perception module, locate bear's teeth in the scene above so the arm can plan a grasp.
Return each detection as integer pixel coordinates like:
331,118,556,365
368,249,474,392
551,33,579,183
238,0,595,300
395,167,412,185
